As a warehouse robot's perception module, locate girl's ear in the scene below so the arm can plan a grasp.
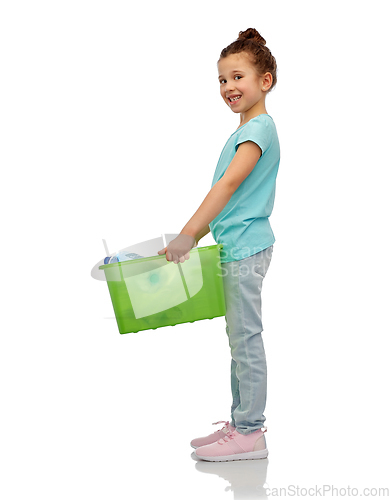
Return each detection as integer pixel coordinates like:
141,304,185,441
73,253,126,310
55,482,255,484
262,72,273,91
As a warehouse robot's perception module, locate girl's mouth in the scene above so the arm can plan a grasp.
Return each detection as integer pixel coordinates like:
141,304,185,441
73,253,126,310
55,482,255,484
228,95,242,102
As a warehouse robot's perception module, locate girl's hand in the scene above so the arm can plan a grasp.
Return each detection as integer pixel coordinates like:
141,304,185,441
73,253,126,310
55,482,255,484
157,234,196,264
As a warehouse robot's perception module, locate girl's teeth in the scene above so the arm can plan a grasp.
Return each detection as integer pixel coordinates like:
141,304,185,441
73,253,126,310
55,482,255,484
230,96,241,101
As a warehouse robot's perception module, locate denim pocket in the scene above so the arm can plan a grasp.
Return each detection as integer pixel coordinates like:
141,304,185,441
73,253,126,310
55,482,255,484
254,246,273,278
254,264,267,279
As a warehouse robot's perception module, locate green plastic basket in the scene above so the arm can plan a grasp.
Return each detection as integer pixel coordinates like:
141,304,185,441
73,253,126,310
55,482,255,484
99,244,226,334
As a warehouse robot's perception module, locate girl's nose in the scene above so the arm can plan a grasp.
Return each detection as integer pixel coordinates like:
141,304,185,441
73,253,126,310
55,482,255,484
226,80,235,91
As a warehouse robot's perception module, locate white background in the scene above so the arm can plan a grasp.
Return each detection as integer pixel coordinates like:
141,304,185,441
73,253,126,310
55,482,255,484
1,1,389,499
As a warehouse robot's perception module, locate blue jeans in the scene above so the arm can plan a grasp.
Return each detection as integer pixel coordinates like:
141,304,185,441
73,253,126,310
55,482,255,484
221,246,273,435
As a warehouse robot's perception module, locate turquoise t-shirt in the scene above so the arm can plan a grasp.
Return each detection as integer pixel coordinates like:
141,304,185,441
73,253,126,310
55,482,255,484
209,114,280,264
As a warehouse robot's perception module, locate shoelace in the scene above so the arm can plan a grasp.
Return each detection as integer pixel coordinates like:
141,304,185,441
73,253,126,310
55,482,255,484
212,420,230,432
212,421,235,445
218,428,235,444
217,425,268,445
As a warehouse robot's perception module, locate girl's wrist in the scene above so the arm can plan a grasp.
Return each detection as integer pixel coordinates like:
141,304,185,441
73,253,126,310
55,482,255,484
180,227,197,239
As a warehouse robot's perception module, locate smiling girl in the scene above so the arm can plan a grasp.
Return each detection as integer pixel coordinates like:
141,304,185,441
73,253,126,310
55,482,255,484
158,28,280,462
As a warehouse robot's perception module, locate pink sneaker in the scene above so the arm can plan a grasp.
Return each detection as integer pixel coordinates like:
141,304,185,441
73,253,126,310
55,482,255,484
190,421,235,449
195,427,268,462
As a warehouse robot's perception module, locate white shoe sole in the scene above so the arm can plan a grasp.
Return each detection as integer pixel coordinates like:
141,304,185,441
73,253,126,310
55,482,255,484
196,448,268,462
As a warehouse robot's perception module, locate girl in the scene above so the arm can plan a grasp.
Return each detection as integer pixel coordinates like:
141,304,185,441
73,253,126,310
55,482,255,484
158,28,280,462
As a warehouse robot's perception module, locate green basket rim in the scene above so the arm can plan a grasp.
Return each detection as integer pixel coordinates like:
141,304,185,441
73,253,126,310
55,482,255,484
99,243,223,270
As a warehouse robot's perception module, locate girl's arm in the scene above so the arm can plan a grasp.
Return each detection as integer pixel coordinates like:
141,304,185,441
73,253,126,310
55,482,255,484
159,140,261,262
194,225,211,245
181,141,262,238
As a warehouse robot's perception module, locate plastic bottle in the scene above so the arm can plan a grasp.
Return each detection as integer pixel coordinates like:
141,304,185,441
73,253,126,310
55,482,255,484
104,251,144,265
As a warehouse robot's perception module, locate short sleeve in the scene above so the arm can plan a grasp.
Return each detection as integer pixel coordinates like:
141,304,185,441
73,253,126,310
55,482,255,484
235,115,271,154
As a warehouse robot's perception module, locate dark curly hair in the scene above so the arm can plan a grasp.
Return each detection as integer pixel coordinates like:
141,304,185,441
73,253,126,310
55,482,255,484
219,28,278,92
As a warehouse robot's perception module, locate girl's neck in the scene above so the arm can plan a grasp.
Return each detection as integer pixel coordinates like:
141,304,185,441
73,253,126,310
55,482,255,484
237,102,268,130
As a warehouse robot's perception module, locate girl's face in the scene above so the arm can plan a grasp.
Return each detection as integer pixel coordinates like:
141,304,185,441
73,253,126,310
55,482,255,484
218,53,266,116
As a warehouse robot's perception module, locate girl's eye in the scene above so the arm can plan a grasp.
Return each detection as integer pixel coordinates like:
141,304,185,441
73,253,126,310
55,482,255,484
234,75,242,80
219,79,226,84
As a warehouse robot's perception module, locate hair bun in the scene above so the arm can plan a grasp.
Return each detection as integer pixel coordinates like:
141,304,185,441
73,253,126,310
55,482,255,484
238,28,266,46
